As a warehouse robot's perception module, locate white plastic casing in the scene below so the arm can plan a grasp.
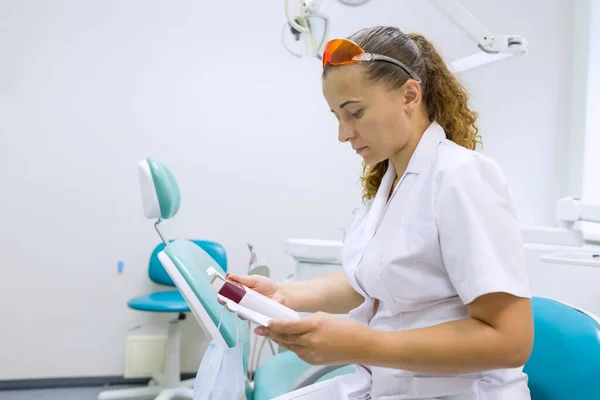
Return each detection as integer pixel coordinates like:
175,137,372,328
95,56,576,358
210,275,300,321
138,160,161,219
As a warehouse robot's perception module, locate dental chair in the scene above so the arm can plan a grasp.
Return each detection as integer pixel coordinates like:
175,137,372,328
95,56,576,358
98,240,227,400
525,297,600,400
134,157,355,400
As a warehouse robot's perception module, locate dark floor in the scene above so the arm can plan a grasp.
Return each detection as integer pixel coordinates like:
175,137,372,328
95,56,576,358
0,386,146,400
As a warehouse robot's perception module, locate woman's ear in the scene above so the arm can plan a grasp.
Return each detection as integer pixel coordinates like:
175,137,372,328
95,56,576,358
403,80,422,112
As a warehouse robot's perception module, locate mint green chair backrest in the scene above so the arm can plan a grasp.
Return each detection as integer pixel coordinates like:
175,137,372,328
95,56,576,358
164,240,251,368
139,157,250,370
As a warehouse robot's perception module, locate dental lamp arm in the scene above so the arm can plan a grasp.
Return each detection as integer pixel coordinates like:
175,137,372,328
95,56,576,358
431,0,527,55
430,0,528,73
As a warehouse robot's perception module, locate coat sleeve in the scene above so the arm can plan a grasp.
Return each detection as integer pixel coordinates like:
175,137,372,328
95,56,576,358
434,154,531,305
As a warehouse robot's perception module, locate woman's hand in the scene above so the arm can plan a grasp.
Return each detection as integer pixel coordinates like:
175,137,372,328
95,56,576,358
256,312,370,366
225,272,287,306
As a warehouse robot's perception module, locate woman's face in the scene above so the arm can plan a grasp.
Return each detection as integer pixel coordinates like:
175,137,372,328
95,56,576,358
322,64,420,166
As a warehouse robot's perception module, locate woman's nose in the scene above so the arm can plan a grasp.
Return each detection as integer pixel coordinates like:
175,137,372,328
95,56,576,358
338,121,356,142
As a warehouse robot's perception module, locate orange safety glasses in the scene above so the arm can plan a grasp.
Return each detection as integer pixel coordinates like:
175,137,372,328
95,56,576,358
322,38,422,83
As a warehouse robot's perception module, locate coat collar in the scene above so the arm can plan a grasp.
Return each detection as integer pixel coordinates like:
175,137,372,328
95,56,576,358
405,121,446,175
363,121,446,238
376,120,446,197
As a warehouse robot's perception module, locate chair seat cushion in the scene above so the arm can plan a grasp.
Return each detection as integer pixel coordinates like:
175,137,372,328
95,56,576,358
252,350,356,400
524,297,600,400
127,290,190,313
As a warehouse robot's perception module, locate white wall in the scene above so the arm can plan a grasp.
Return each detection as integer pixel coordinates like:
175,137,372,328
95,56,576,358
582,0,600,203
0,0,577,380
565,0,592,198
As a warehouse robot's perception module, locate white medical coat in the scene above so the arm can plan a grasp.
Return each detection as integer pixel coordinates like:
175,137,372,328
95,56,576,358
341,121,532,399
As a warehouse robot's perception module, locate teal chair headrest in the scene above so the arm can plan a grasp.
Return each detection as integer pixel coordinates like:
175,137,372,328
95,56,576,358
138,157,180,220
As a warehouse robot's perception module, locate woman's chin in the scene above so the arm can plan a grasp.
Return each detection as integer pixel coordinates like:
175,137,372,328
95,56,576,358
360,154,383,166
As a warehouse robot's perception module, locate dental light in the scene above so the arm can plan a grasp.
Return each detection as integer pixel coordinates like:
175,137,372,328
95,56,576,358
283,0,331,59
282,0,528,72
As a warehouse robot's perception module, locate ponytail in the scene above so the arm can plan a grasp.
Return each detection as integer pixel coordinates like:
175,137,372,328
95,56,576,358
343,26,480,201
408,33,480,151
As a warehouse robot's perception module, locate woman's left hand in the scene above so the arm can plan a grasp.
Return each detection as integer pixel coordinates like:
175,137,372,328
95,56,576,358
255,312,369,365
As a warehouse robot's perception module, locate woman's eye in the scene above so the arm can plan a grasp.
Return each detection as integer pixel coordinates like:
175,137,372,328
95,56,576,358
351,110,363,118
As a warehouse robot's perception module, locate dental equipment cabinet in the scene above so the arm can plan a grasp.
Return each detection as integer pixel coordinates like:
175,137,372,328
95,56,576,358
522,197,600,267
284,238,344,282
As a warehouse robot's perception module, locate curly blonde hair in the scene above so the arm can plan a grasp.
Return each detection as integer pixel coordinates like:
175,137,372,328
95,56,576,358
324,26,481,201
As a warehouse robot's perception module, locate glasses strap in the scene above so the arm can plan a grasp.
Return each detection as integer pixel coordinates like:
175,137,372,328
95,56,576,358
355,53,422,84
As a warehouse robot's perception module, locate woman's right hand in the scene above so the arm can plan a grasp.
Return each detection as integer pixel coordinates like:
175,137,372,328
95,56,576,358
225,273,287,307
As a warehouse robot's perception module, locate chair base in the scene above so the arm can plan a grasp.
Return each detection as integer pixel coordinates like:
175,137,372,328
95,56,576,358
97,385,193,400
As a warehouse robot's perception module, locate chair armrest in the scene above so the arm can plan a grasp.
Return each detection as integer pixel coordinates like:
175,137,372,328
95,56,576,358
288,365,351,391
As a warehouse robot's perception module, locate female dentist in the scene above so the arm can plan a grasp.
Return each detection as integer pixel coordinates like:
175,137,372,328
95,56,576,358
228,25,534,399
